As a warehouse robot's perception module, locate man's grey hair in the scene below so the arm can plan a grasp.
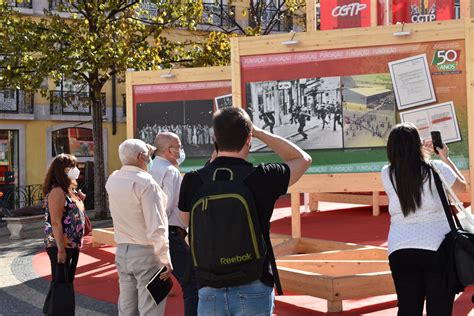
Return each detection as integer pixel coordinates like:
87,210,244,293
118,139,148,165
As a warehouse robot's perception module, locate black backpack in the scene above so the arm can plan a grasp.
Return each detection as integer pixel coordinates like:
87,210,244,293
189,164,266,288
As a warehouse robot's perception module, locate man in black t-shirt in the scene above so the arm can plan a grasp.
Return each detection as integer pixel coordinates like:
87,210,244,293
178,107,311,315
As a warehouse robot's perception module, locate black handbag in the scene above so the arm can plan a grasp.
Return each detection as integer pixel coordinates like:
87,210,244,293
44,264,75,315
432,167,474,294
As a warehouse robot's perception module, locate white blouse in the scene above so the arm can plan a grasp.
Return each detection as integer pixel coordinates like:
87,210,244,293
381,160,456,255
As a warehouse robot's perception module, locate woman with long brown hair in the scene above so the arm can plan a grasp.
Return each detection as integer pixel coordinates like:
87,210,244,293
383,123,466,316
42,153,85,314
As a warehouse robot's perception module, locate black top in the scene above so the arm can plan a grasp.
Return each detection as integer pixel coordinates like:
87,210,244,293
178,156,290,288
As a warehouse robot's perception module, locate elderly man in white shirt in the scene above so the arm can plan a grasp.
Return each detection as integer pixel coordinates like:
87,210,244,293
106,139,172,316
149,132,198,316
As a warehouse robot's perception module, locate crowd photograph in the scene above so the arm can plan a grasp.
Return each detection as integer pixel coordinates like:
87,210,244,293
136,100,215,157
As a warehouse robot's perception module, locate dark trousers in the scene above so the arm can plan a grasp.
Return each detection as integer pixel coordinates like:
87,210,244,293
389,249,455,316
169,227,198,316
43,247,80,314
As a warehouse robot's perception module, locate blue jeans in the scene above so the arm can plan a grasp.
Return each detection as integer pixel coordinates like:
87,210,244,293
198,280,274,316
169,229,199,316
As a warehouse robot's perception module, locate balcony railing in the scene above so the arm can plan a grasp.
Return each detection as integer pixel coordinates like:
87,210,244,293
0,89,34,114
49,0,75,11
201,3,236,27
50,90,106,116
6,0,32,8
249,8,293,32
0,184,43,210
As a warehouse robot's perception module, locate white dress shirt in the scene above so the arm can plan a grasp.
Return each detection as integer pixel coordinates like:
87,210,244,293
149,156,187,230
106,165,171,265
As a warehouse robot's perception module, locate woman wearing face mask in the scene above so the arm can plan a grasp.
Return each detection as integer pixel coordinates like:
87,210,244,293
42,153,85,314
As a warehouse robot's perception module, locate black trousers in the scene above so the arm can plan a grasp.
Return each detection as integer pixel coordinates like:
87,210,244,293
43,247,80,314
169,226,198,316
389,249,455,316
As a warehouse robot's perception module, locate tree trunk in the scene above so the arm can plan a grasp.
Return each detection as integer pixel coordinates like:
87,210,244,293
91,88,108,219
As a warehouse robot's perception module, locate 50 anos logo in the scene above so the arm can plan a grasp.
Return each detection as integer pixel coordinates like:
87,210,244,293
432,50,460,71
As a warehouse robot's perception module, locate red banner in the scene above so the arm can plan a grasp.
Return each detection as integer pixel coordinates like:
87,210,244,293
320,0,382,30
392,0,455,24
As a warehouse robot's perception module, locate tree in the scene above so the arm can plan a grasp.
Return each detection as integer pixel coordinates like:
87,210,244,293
178,0,306,67
200,0,305,35
0,0,202,218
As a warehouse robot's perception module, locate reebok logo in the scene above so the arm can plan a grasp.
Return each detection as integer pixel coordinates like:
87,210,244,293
220,253,252,265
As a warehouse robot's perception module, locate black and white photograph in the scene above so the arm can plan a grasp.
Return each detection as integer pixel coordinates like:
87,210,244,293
136,100,214,157
342,74,397,148
246,77,343,152
215,94,233,109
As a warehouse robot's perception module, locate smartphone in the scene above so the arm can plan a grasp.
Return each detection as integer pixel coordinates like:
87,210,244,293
431,130,444,154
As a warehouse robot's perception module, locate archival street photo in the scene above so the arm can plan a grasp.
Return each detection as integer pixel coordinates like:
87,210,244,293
342,74,396,148
246,77,343,152
136,100,214,157
215,94,233,109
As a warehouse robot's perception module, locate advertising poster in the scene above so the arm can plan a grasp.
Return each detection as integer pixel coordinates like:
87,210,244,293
388,54,436,110
320,0,371,30
392,0,455,24
240,40,467,173
399,101,461,143
133,81,231,158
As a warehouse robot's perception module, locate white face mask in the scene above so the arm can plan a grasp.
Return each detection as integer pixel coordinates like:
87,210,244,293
177,148,186,165
67,166,80,180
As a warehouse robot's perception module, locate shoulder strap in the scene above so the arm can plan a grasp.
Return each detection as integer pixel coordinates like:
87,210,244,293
263,234,283,295
197,164,255,184
430,165,461,231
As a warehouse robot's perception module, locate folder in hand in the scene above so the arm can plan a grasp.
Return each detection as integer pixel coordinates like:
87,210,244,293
146,266,173,305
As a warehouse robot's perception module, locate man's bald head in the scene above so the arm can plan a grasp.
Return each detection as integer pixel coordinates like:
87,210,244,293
154,132,180,155
154,132,182,166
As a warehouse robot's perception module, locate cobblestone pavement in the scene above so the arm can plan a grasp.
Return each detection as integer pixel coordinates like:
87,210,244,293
0,221,117,316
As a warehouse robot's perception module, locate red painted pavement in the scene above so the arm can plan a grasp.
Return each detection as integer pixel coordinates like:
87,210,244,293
32,201,473,315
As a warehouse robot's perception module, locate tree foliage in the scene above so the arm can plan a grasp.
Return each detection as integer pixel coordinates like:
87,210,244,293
0,0,202,218
179,0,306,67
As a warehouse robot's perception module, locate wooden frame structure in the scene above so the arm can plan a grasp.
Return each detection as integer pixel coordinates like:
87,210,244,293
229,20,474,310
231,19,474,240
125,66,231,139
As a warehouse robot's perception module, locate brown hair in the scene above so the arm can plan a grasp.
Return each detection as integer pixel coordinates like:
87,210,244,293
213,107,252,152
42,154,77,196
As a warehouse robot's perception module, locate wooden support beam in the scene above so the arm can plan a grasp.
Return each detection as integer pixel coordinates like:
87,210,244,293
460,0,473,19
327,300,343,313
291,192,302,238
370,0,378,26
309,192,320,211
306,0,317,32
466,20,474,213
372,191,380,216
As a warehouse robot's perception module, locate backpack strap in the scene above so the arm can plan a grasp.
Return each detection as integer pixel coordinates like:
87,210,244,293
197,164,255,184
263,233,283,295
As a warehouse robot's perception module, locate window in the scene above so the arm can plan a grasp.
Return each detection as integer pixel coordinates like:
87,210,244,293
0,130,19,185
52,127,94,157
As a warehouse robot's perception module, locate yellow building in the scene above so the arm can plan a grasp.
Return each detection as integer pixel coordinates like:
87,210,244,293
0,0,300,207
